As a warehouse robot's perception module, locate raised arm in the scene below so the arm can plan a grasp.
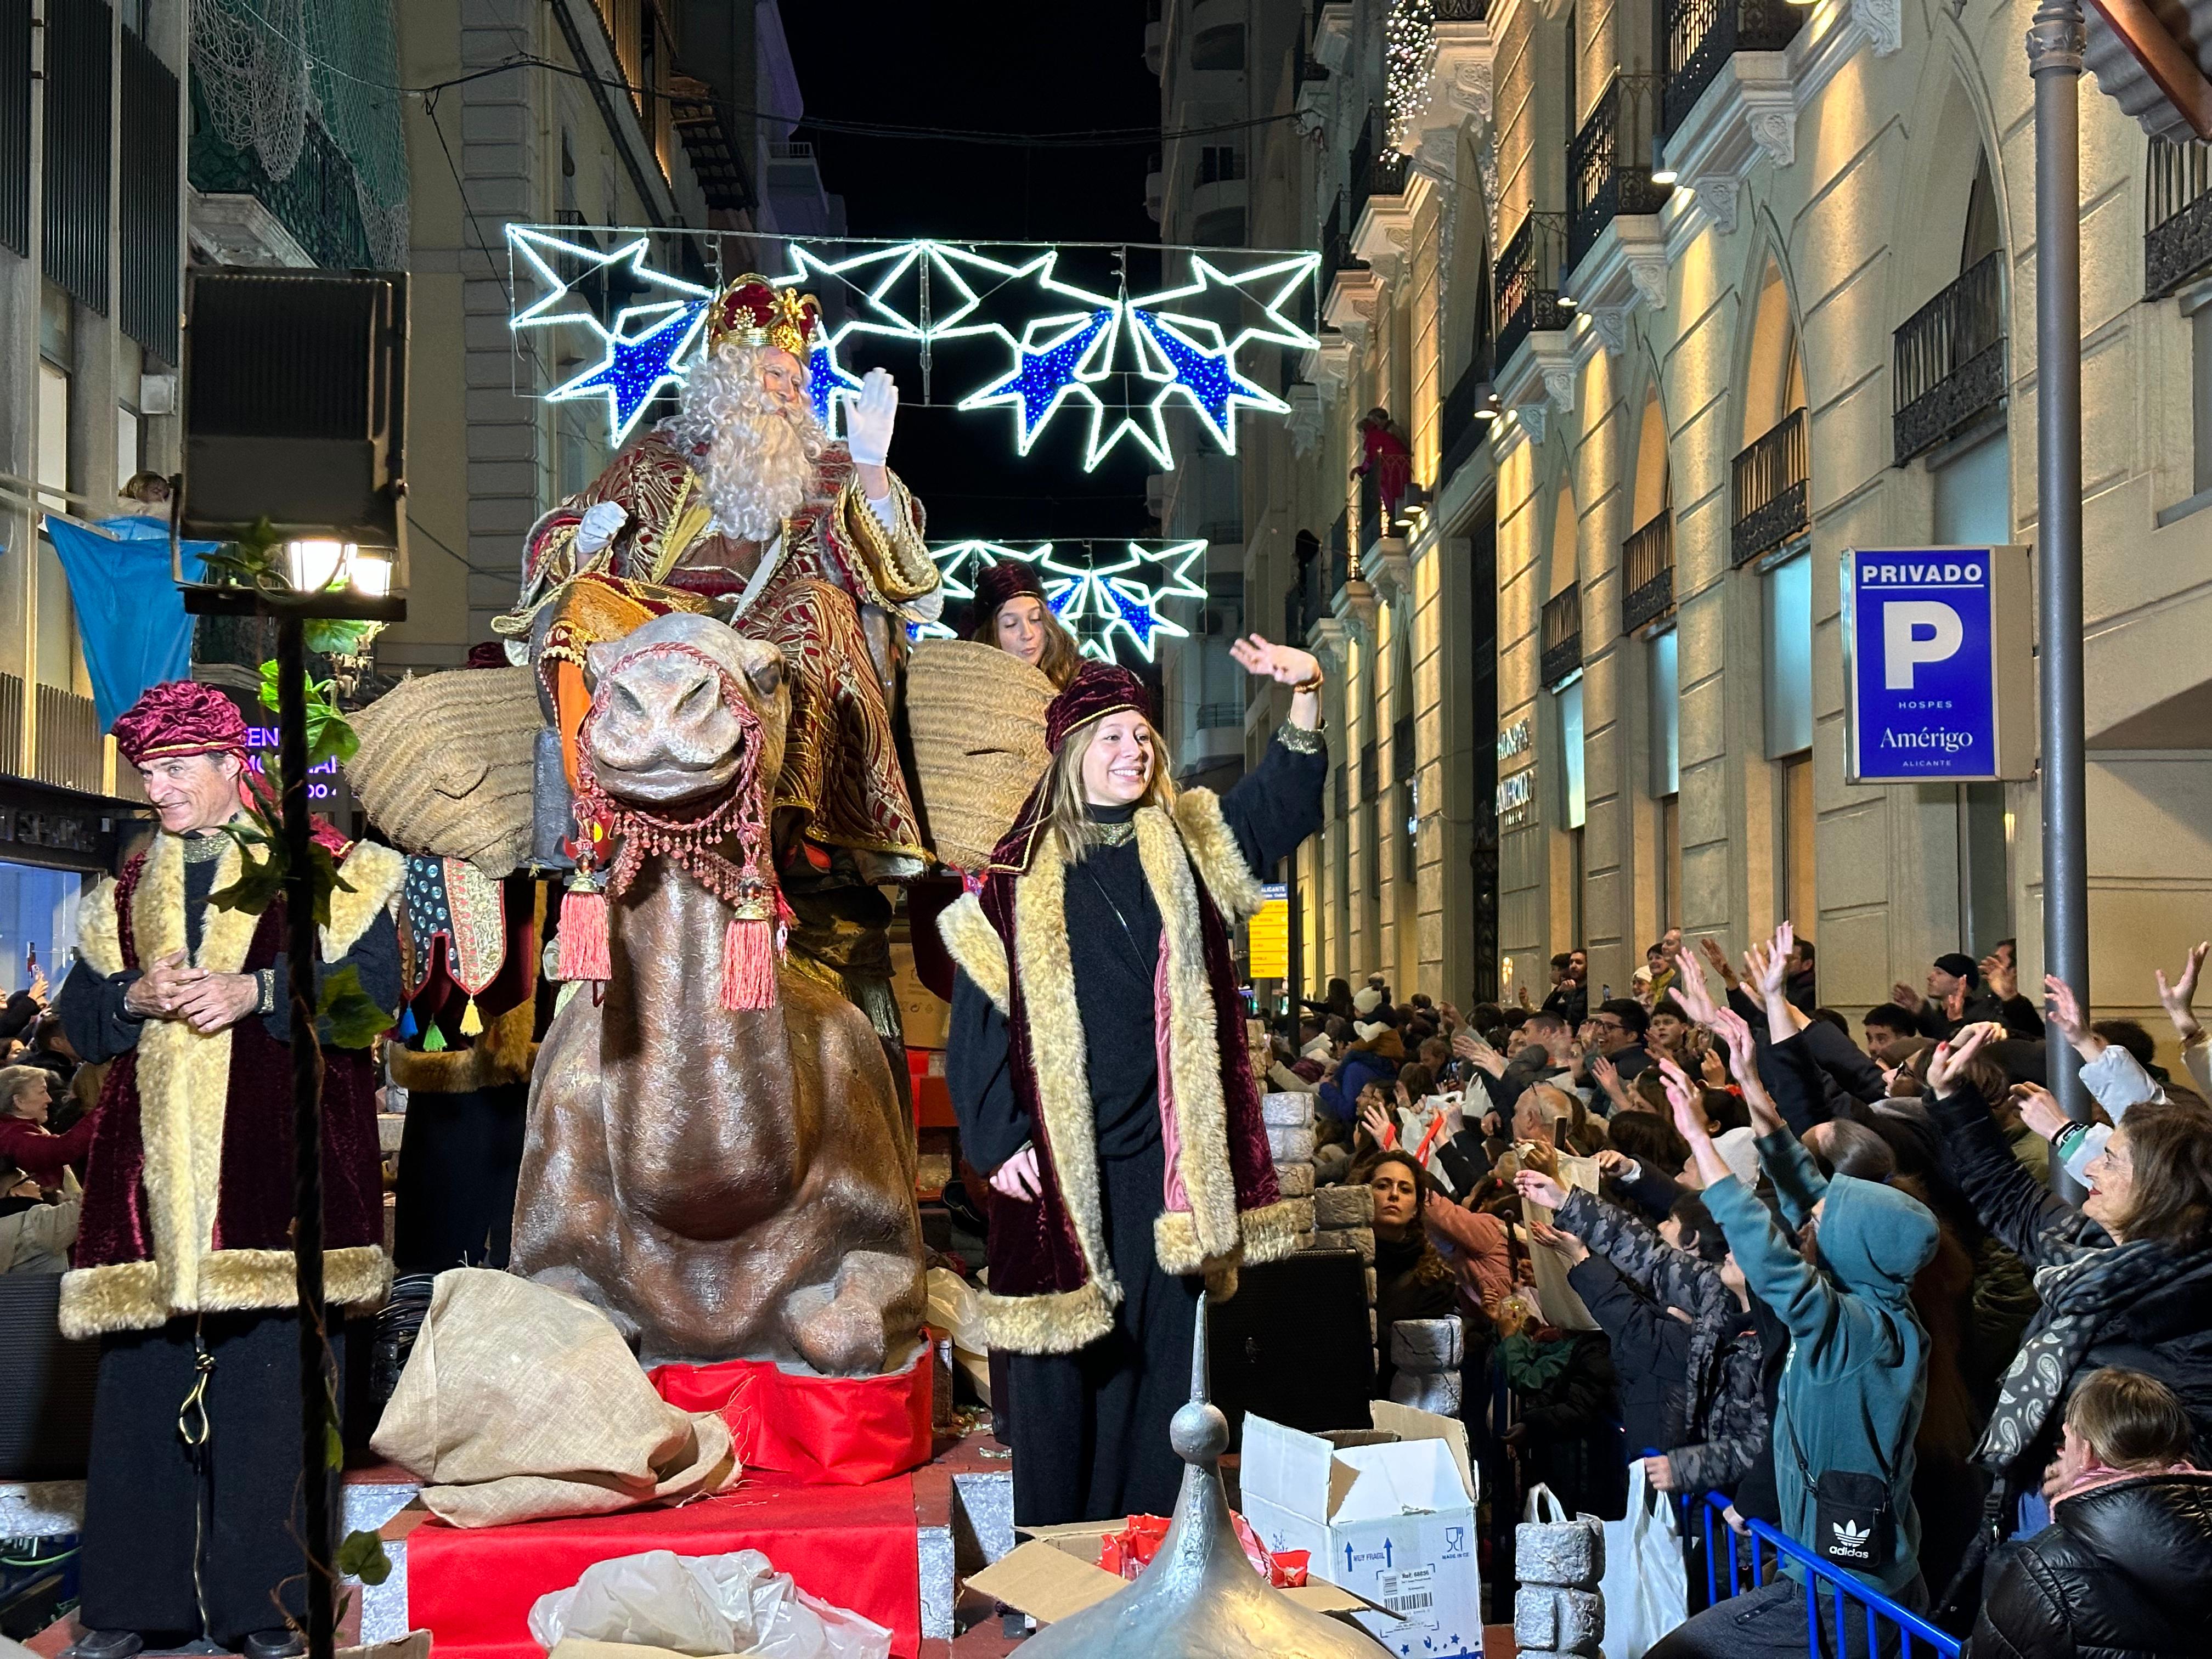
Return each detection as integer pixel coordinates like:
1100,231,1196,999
1213,636,1327,876
1926,1025,2097,1267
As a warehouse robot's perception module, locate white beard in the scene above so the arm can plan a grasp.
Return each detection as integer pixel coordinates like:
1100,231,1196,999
666,344,828,543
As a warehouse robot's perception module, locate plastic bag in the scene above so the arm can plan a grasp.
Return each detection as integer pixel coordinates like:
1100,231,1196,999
527,1548,893,1659
924,1267,986,1358
1599,1462,1688,1659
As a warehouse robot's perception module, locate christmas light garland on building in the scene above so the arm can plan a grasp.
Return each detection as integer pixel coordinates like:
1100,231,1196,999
1384,0,1438,154
505,228,1321,470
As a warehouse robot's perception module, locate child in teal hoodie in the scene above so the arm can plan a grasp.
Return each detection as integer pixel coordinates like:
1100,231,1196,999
1648,1049,1940,1655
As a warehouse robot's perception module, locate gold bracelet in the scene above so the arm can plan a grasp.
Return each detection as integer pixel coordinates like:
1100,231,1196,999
1293,668,1324,695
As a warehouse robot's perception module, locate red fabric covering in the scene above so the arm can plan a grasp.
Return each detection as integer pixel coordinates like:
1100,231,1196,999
405,1471,922,1659
647,1346,933,1487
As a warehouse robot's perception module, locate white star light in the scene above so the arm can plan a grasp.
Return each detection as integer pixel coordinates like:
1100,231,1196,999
1127,251,1322,358
510,226,712,330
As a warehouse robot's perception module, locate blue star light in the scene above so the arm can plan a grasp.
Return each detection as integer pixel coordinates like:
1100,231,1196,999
915,540,1206,665
546,301,707,443
1131,308,1289,452
808,343,865,428
961,310,1115,453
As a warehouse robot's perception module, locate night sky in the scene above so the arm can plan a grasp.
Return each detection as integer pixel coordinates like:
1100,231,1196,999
777,1,1163,551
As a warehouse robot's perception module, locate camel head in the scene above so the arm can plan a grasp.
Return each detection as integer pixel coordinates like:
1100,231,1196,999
583,612,788,809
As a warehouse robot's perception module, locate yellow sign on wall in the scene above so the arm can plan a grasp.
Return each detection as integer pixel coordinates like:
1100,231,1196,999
1247,883,1289,979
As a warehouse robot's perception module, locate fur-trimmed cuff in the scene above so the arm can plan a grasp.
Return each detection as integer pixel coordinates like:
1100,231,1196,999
1204,1261,1240,1303
977,1277,1119,1356
936,892,1009,1014
1172,790,1267,922
1154,1209,1210,1277
326,842,406,960
1237,1198,1305,1267
59,1245,392,1340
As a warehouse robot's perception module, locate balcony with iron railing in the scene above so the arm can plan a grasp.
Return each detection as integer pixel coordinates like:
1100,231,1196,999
1434,0,1490,16
1733,406,1808,566
1352,142,1409,232
1568,72,1673,276
1621,510,1674,633
1893,250,2006,465
1358,478,1384,557
1496,211,1570,366
1322,194,1365,276
1541,586,1583,689
1438,345,1498,485
1661,0,1805,139
2147,137,2212,298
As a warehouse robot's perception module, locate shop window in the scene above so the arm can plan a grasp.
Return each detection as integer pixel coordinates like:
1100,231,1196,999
1647,627,1678,795
0,864,82,992
1762,550,1810,759
1780,753,1814,927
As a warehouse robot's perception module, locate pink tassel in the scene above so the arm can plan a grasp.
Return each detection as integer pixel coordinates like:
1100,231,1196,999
558,887,612,982
721,913,780,1011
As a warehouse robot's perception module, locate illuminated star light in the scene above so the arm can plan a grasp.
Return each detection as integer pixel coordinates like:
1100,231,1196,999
546,301,708,443
960,310,1116,453
1127,251,1323,359
1039,539,1209,664
808,344,865,429
509,225,712,329
1131,308,1290,453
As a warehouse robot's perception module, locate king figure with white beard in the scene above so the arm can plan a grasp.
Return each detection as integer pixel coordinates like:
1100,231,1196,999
495,274,942,1047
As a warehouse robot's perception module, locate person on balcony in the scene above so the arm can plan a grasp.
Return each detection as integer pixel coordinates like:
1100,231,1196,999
1351,407,1413,524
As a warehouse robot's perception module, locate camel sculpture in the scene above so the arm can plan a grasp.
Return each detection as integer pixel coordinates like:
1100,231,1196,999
510,611,926,1374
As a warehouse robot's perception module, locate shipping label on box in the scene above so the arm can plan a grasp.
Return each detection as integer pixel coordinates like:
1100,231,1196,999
1238,1403,1480,1657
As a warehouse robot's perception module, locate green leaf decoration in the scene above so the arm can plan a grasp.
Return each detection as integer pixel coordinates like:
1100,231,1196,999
303,617,377,656
317,964,395,1051
201,518,289,592
206,811,286,918
335,1529,392,1586
255,662,362,772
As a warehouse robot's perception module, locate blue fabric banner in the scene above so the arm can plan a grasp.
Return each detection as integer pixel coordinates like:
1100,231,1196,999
44,515,217,731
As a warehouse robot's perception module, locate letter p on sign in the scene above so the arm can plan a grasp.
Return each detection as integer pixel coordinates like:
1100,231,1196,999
1883,600,1963,689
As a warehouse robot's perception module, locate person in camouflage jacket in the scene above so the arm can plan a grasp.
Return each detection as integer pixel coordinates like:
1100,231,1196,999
1550,1182,1768,1493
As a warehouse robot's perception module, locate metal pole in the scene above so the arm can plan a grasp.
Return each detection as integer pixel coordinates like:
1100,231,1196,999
2029,0,2091,1198
1286,853,1304,1023
278,614,335,1659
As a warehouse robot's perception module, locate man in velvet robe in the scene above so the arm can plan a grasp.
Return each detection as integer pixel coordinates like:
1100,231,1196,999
55,681,403,1659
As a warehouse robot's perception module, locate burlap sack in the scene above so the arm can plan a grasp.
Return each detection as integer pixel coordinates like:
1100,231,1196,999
345,666,539,877
904,640,1053,871
371,1268,739,1527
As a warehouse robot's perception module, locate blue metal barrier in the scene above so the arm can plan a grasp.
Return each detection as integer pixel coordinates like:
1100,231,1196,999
1697,1493,1961,1658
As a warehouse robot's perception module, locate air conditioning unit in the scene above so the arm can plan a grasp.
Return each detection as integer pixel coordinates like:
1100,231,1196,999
180,269,409,552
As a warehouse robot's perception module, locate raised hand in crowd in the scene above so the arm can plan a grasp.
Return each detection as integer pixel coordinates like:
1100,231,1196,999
1923,1021,1996,1097
2042,974,2105,1060
1438,1000,1463,1032
1527,1216,1589,1264
1360,1097,1397,1150
1514,1167,1570,1211
1698,935,1739,989
2011,1080,2071,1144
1594,1147,1638,1180
1745,922,1808,1035
1672,945,1722,1026
1657,1053,1735,1188
1452,1028,1507,1077
2155,941,2208,1044
1891,979,1926,1013
1516,984,1534,1011
1588,1051,1632,1113
1980,949,2018,1005
1699,1047,1730,1088
1708,1006,1783,1133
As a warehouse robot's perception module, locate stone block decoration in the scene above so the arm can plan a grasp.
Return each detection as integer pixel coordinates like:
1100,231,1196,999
1313,1183,1375,1229
1514,1498,1605,1659
1276,1159,1316,1197
1262,1090,1316,1126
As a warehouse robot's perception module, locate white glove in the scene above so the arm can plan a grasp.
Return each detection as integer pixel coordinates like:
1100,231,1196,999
844,367,898,467
573,500,628,555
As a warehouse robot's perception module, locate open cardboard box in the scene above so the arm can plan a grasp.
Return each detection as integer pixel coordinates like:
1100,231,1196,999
1240,1402,1482,1657
964,1518,1385,1633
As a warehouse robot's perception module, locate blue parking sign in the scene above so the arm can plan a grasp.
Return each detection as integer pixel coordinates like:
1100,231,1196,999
1841,546,2033,782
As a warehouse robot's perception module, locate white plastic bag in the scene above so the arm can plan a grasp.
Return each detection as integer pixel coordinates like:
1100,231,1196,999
527,1548,892,1659
1599,1462,1688,1659
926,1266,991,1405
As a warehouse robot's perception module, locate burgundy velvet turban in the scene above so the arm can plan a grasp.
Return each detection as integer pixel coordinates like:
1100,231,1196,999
1045,662,1153,753
112,680,250,768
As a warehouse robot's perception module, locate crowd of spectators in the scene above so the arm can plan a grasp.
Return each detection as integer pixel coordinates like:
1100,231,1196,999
1265,928,2212,1654
0,970,101,1274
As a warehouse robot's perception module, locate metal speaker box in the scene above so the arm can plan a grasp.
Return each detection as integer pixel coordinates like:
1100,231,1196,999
1205,1248,1375,1452
181,269,408,549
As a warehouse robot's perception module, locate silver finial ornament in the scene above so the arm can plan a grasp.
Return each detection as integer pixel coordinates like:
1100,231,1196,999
1018,1294,1386,1657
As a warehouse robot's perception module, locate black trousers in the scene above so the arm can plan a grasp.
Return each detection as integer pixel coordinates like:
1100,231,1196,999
1002,1135,1200,1527
80,1309,343,1646
391,1082,528,1274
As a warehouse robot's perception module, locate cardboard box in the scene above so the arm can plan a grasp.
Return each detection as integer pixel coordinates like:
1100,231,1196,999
966,1520,1385,1633
1239,1402,1482,1657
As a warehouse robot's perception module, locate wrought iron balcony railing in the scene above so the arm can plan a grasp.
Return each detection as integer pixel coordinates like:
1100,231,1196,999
1661,0,1805,139
1322,194,1366,276
1434,0,1489,16
2147,137,2212,299
1733,406,1808,567
1568,72,1672,275
1359,477,1383,553
1893,250,2006,465
1497,211,1570,365
1329,506,1351,595
1541,586,1583,689
1621,510,1675,633
1348,109,1408,228
1438,348,1497,484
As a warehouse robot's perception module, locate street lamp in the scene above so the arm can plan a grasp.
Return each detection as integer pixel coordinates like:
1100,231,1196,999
170,495,404,1659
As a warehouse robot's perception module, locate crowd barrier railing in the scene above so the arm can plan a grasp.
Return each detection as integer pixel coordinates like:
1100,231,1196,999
1695,1492,1962,1658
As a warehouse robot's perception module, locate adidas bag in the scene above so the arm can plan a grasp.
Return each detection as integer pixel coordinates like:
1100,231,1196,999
1808,1469,1893,1572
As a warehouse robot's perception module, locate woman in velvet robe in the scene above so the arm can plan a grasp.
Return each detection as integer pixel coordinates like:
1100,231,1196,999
940,642,1326,1525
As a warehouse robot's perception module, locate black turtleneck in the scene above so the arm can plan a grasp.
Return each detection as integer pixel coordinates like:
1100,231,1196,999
947,729,1327,1175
